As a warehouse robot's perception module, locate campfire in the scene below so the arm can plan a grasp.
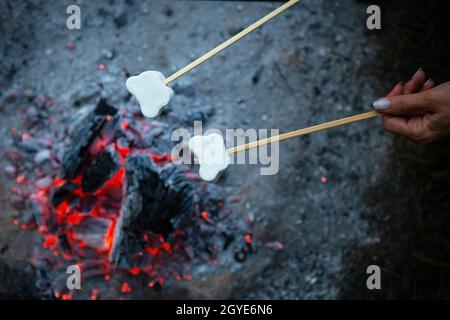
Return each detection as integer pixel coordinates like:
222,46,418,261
11,98,253,300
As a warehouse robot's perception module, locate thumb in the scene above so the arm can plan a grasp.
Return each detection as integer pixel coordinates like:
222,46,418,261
372,91,433,115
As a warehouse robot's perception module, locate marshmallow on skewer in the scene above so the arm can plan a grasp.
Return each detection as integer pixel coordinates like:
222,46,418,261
125,1,300,118
126,71,174,118
188,133,231,182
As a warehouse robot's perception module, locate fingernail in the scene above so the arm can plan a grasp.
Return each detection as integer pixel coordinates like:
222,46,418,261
373,98,391,110
394,82,403,89
413,68,423,78
424,79,433,86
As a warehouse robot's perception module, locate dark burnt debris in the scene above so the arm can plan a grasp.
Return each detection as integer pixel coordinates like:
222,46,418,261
110,154,194,267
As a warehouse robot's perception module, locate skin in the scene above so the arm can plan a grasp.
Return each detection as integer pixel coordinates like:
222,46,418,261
375,68,450,145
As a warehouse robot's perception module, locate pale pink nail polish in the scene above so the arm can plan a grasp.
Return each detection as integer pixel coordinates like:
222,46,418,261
373,98,391,110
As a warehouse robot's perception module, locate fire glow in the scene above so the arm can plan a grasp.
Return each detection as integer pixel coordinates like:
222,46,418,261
11,100,252,300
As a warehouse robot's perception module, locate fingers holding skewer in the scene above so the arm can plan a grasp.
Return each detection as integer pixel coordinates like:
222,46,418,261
189,111,380,181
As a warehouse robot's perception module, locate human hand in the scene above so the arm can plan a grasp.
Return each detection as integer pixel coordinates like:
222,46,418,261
373,69,450,145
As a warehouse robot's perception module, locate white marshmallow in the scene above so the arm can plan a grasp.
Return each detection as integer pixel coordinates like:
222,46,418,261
188,133,231,182
126,71,174,118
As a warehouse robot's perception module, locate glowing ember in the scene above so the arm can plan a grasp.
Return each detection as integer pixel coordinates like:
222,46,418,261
90,289,99,300
16,175,26,184
43,235,58,250
245,233,252,245
130,267,141,276
201,211,209,221
61,294,71,300
121,282,132,293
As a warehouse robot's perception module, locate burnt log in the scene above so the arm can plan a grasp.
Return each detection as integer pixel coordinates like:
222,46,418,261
51,181,79,208
61,99,118,180
81,146,121,193
110,154,193,267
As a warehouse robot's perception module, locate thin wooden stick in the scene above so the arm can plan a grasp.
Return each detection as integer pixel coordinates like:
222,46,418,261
163,0,300,85
227,111,380,154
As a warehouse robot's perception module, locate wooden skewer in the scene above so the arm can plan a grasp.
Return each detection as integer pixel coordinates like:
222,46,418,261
163,0,301,85
227,111,380,155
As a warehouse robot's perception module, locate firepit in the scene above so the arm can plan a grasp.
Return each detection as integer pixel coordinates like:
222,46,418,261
2,0,398,301
10,98,253,300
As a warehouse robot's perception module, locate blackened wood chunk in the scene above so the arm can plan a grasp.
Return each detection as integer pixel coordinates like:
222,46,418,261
93,98,118,117
159,164,194,227
81,146,120,193
110,154,193,267
61,99,118,180
51,181,79,207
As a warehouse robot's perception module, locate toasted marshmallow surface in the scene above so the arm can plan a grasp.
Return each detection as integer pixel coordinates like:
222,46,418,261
188,133,231,181
126,71,174,118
